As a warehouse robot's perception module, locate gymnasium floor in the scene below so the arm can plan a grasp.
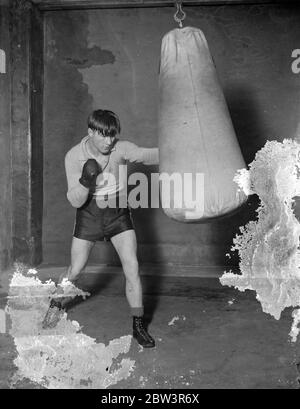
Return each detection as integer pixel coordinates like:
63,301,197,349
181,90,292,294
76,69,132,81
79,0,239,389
0,264,299,389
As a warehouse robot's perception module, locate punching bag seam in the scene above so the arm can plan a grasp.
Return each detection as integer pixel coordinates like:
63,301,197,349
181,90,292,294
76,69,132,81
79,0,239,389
185,35,212,200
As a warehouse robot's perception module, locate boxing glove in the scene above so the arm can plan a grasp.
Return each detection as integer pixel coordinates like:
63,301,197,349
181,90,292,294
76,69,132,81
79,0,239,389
79,159,101,190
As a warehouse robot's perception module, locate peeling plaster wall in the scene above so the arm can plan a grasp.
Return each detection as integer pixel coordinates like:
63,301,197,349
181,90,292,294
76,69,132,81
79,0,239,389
0,4,12,271
43,5,300,268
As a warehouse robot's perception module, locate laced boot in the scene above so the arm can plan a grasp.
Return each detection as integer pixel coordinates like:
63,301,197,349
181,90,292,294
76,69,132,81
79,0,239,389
42,298,65,329
133,316,155,348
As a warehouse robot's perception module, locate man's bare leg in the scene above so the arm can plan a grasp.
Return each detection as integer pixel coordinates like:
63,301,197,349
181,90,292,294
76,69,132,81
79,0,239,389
111,230,155,348
42,237,95,328
111,230,142,309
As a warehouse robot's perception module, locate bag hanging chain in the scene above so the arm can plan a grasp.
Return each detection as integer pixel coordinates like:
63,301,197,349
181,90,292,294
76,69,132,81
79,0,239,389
174,1,186,28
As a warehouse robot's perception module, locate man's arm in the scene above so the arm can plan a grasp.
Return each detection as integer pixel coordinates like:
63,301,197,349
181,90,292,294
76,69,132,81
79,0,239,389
65,151,89,208
121,141,159,165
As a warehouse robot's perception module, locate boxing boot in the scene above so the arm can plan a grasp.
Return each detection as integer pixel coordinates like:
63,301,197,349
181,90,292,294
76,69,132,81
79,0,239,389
42,298,65,329
133,316,155,348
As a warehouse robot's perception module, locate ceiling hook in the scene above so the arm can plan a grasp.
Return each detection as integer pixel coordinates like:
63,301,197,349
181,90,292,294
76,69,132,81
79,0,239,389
174,1,186,28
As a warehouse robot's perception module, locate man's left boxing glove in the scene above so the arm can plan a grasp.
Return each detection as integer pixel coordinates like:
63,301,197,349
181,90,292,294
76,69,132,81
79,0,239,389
79,159,102,190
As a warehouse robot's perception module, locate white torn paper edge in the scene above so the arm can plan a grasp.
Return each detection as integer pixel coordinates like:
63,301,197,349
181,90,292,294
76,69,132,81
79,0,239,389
7,265,135,389
221,139,300,342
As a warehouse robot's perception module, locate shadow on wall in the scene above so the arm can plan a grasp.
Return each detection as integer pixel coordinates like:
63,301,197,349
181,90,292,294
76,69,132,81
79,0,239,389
208,84,266,266
122,163,164,315
209,194,261,266
225,84,267,165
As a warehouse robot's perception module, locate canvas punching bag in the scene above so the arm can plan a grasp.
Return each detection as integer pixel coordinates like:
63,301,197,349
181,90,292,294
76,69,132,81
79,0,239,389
158,27,247,222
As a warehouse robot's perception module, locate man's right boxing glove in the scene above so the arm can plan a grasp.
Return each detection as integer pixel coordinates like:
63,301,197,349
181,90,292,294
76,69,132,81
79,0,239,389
79,159,101,190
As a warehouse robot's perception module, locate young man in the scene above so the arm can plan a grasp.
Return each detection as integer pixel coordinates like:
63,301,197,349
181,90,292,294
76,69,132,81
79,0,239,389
42,109,159,348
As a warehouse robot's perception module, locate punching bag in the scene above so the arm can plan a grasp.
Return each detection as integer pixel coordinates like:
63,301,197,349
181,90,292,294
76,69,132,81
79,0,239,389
158,27,247,222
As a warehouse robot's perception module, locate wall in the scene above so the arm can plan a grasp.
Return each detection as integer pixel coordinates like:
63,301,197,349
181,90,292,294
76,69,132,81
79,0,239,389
0,2,12,271
42,4,300,267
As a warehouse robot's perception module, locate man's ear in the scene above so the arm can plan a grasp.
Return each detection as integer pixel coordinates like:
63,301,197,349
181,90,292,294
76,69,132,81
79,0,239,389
88,128,94,137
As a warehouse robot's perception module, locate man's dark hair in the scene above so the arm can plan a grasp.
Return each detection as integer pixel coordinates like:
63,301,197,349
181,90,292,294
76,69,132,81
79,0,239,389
87,110,121,137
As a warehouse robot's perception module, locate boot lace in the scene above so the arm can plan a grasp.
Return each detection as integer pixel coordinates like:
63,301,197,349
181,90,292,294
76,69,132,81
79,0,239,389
134,318,153,342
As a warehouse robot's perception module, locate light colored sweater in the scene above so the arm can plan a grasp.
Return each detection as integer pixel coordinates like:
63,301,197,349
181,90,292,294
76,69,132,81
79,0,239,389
65,135,159,208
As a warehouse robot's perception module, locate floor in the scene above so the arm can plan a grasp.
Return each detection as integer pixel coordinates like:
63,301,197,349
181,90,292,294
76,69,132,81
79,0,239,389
0,264,300,389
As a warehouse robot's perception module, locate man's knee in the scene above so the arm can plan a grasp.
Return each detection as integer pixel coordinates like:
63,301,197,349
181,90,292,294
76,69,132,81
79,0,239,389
122,257,139,282
122,257,139,275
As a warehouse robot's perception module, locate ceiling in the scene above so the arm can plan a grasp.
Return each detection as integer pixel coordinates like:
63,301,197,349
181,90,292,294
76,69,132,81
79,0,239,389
30,0,291,11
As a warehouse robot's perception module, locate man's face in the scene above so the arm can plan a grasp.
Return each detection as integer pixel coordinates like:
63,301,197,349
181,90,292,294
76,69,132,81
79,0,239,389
90,130,116,155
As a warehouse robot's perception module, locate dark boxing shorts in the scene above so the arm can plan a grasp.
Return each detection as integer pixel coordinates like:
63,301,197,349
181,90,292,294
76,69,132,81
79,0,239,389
73,196,134,242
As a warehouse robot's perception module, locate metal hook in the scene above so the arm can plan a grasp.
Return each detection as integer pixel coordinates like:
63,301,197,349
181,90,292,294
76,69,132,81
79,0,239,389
174,1,186,28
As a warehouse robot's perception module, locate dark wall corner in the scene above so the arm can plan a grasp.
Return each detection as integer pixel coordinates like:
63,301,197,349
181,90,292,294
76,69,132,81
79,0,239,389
9,0,44,267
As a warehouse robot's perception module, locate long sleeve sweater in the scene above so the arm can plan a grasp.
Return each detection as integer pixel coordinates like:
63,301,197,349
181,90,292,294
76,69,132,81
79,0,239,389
65,135,159,208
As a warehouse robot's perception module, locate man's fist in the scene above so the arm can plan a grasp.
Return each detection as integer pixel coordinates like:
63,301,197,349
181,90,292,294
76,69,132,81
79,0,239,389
79,159,102,190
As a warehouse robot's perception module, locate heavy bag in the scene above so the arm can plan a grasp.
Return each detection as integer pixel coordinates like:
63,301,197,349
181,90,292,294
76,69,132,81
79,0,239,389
158,27,247,222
